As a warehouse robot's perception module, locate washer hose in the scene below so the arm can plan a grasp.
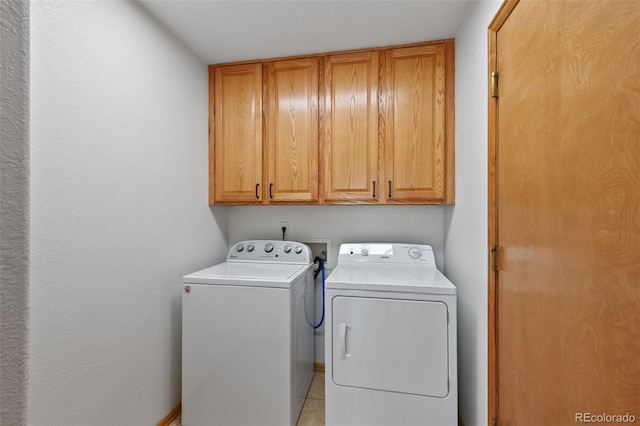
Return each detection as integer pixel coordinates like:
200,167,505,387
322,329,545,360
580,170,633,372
312,256,325,329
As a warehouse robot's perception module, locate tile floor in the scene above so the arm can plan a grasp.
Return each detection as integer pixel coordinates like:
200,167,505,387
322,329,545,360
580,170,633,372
167,371,325,426
296,372,325,426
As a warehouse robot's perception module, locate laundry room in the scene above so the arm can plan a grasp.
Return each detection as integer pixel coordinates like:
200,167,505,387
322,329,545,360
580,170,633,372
3,1,638,426
5,0,491,416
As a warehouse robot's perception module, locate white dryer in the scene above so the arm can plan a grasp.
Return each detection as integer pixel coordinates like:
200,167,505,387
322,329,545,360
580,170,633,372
325,243,457,426
182,240,315,426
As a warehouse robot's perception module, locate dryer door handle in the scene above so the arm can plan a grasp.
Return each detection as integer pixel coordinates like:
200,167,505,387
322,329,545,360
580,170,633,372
339,324,351,358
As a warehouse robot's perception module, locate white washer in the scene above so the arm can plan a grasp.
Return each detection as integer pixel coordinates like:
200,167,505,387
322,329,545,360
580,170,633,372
182,240,315,426
325,243,457,426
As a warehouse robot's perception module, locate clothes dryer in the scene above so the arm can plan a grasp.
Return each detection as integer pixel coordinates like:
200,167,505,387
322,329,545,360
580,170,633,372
325,243,457,426
182,241,315,426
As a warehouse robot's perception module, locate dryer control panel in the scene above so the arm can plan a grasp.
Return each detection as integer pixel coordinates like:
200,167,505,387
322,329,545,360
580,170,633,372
228,240,312,264
337,243,436,265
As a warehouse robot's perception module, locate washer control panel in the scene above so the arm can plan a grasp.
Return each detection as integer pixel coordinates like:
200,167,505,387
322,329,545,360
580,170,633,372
228,240,312,264
338,243,436,265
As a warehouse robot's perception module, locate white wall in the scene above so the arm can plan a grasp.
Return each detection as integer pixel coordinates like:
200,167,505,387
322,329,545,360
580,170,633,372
28,1,228,424
444,1,501,425
229,205,445,362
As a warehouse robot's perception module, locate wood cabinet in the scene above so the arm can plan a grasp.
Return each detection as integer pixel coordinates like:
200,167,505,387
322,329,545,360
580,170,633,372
209,40,454,205
210,63,263,204
321,51,380,203
210,59,319,204
381,43,454,203
264,58,319,203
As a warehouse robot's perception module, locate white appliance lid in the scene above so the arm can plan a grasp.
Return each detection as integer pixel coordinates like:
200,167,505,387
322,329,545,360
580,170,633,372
325,263,456,295
182,262,311,288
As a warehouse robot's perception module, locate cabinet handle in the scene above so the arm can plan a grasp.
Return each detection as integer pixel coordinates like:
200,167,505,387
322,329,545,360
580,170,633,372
255,183,260,199
372,181,376,198
269,183,273,199
388,180,392,198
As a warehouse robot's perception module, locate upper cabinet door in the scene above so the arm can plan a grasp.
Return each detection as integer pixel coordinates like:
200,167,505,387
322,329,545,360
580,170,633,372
322,51,380,203
382,43,454,203
211,63,263,204
265,58,319,203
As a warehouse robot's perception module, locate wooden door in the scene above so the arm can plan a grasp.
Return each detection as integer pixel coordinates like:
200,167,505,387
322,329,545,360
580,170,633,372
211,63,263,204
489,0,640,424
321,51,379,203
264,58,319,203
382,43,454,203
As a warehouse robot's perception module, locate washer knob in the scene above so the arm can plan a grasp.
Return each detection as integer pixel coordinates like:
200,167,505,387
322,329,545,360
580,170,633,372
247,244,254,252
284,245,292,253
294,246,303,254
236,244,244,252
264,243,275,253
361,248,369,256
408,246,423,259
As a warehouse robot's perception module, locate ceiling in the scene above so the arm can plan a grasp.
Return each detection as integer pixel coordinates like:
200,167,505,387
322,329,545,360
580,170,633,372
137,0,474,64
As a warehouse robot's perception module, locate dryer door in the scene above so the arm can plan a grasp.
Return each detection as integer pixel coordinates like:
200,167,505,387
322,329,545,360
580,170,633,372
331,296,449,397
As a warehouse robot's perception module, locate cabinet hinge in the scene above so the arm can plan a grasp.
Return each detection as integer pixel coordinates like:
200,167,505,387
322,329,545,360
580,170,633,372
490,246,499,271
491,72,499,98
491,418,498,426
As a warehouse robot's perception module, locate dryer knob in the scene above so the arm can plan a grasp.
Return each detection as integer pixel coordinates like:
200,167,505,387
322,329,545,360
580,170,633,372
236,244,244,252
408,247,423,259
294,246,303,254
284,245,292,253
361,248,369,256
247,244,254,252
264,243,275,253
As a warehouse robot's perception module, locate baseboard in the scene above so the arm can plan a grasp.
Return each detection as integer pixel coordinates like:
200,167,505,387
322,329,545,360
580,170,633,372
314,362,325,372
157,402,181,426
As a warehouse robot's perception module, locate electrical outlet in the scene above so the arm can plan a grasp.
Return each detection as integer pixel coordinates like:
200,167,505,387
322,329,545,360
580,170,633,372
279,221,289,239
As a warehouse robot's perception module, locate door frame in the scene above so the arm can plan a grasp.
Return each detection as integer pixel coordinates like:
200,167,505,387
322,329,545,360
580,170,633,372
487,0,520,424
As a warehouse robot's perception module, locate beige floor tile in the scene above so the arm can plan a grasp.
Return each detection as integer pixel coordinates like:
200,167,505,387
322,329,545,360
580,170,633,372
296,398,325,426
306,372,325,400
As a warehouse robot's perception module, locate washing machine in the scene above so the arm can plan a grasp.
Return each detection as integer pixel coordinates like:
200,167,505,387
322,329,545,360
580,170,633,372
325,243,457,426
182,240,315,426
